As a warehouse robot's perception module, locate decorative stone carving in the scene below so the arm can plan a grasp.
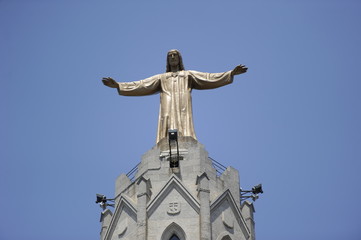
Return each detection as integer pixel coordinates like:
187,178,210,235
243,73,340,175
167,202,181,215
222,209,234,229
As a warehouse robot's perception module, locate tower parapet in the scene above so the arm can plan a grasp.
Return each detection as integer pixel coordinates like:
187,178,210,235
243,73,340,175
100,138,255,240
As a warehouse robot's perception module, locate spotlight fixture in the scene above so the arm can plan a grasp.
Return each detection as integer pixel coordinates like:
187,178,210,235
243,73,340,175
168,129,178,141
168,129,180,168
252,184,263,194
96,194,107,204
240,184,264,202
95,194,115,210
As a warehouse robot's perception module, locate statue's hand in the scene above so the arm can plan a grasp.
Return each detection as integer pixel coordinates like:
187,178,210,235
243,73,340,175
231,65,248,76
102,77,118,88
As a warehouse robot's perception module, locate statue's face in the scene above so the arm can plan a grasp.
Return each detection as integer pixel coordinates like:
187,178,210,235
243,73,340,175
168,51,180,67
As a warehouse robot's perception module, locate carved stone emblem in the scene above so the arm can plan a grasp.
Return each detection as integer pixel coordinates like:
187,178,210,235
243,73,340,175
222,209,234,229
167,202,181,215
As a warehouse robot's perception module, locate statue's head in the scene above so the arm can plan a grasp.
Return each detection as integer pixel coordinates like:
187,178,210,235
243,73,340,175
166,49,185,72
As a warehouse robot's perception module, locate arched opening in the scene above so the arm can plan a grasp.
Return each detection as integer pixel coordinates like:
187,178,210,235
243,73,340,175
161,222,186,240
170,234,180,240
221,236,232,240
216,232,234,240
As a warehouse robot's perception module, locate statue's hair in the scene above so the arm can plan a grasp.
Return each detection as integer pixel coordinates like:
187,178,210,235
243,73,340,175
166,49,185,72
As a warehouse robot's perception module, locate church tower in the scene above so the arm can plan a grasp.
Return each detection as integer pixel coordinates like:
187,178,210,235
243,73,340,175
98,136,257,240
99,49,258,240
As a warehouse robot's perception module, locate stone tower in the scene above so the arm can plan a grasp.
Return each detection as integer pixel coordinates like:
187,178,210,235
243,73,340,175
99,137,256,240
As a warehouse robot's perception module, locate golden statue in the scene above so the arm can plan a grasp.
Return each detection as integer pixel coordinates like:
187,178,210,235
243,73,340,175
102,50,247,143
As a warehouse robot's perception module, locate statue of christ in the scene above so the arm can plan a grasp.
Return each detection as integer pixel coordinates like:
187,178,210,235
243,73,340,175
102,50,247,143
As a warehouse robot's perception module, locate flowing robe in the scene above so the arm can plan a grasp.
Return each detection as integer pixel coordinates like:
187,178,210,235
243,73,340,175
116,70,234,143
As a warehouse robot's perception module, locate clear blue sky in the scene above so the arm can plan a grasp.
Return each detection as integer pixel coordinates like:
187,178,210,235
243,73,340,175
1,0,360,239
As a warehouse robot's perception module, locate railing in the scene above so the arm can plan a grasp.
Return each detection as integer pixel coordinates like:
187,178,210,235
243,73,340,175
209,157,227,176
125,157,227,181
126,162,140,182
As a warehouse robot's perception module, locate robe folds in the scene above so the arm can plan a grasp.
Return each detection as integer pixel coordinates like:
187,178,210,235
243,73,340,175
116,70,234,143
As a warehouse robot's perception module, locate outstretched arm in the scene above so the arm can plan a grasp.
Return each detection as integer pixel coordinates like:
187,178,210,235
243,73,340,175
101,75,161,96
190,64,247,90
190,70,234,90
231,65,248,76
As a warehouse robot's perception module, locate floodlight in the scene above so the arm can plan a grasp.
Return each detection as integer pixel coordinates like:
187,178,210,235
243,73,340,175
168,129,180,169
168,129,178,141
240,183,264,203
252,184,263,194
96,194,106,203
95,194,115,210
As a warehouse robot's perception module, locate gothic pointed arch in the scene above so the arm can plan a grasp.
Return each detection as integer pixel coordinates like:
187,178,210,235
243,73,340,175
161,222,186,240
216,231,234,240
170,234,180,240
222,236,232,240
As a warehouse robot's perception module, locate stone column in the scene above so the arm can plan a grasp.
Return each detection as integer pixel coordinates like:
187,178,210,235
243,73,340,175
136,177,151,240
241,201,255,240
197,172,211,240
222,167,241,209
100,209,112,240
